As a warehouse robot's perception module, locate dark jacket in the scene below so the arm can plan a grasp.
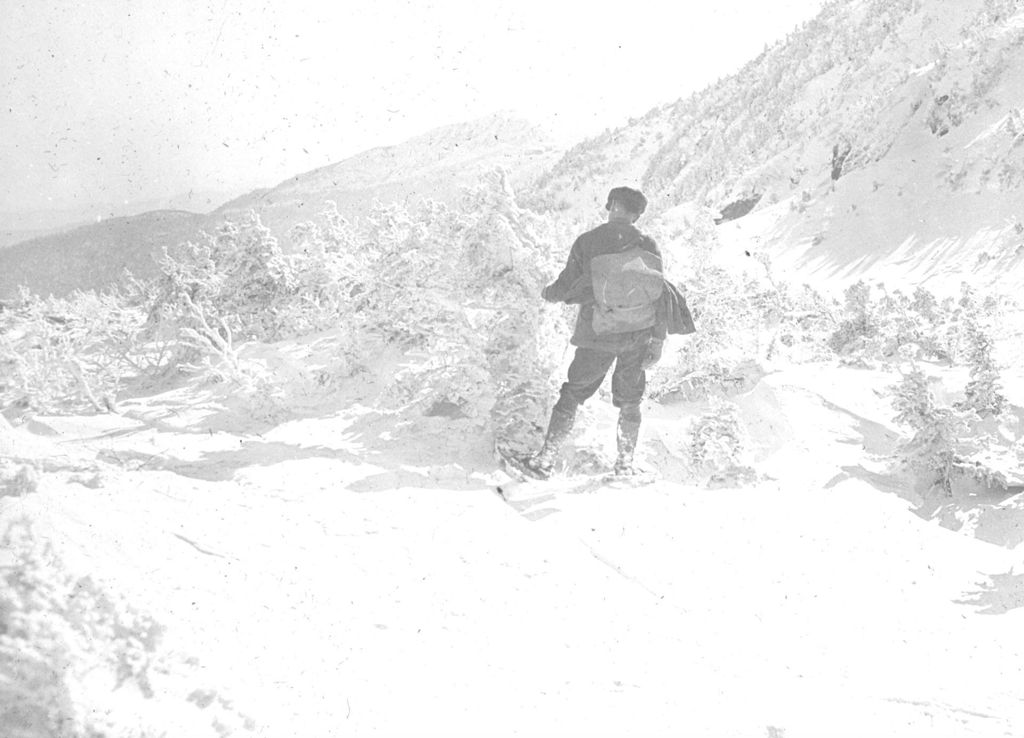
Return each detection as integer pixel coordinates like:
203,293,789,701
542,221,667,351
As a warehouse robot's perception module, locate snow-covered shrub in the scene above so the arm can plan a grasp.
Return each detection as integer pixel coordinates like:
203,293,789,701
889,290,1018,496
876,287,953,361
645,213,842,398
353,173,570,449
204,217,299,340
647,208,779,400
213,356,292,424
688,398,756,486
148,213,297,351
265,171,572,451
285,201,368,337
827,281,877,355
937,283,1003,365
956,315,1005,418
890,366,968,495
459,176,573,448
828,282,958,363
764,283,836,364
0,290,142,415
689,398,744,467
0,462,38,498
352,199,476,347
143,212,334,381
0,519,254,738
137,205,370,386
910,286,938,321
121,171,571,442
141,238,228,375
384,349,493,421
1,521,161,736
926,88,968,138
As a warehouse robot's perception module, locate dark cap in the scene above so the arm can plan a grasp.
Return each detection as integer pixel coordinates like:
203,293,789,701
605,186,647,215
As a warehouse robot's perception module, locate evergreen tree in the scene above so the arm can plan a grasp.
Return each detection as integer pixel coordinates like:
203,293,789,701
957,316,1005,418
891,366,965,496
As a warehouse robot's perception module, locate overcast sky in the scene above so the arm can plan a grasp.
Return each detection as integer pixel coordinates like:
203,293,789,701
1,0,825,215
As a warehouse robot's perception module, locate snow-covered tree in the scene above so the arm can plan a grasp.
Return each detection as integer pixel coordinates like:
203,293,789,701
0,289,140,414
828,281,876,355
150,213,298,346
688,397,757,487
890,366,965,495
956,315,1005,418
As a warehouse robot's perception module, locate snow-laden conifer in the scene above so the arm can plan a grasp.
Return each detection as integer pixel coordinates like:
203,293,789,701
956,314,1006,418
890,365,965,495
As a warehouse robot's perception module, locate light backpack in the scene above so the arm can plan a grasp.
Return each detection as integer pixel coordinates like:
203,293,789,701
590,241,664,335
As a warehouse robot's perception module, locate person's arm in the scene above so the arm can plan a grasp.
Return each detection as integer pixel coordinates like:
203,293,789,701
541,236,585,303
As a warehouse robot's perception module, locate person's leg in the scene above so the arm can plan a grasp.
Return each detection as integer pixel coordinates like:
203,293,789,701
527,348,615,476
610,343,647,473
614,403,642,474
561,347,617,408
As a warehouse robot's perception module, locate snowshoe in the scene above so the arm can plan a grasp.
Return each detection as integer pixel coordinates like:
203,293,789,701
604,463,657,487
498,448,553,481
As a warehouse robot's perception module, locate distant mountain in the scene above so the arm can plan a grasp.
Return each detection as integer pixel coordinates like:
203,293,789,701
533,0,1024,293
0,114,562,298
0,225,87,250
0,211,207,298
0,189,239,249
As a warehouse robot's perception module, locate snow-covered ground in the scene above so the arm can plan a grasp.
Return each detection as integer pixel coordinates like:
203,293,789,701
4,345,1023,737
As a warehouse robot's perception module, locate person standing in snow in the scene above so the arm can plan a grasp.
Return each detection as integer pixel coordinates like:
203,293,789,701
518,186,691,479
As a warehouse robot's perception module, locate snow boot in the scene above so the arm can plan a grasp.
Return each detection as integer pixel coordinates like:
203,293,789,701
522,405,576,479
613,416,642,477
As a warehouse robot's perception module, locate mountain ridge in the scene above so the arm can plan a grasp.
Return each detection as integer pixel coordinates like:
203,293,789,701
0,210,207,297
212,112,559,235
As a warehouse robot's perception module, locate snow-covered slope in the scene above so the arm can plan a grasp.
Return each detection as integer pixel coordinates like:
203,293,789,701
536,0,1024,294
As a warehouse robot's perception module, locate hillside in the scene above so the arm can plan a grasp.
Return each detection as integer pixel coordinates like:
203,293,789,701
0,211,206,298
0,225,78,250
534,0,1024,294
0,190,242,251
213,113,560,238
0,114,561,299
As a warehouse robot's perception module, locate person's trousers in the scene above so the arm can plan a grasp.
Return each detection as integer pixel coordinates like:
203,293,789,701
553,342,646,423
